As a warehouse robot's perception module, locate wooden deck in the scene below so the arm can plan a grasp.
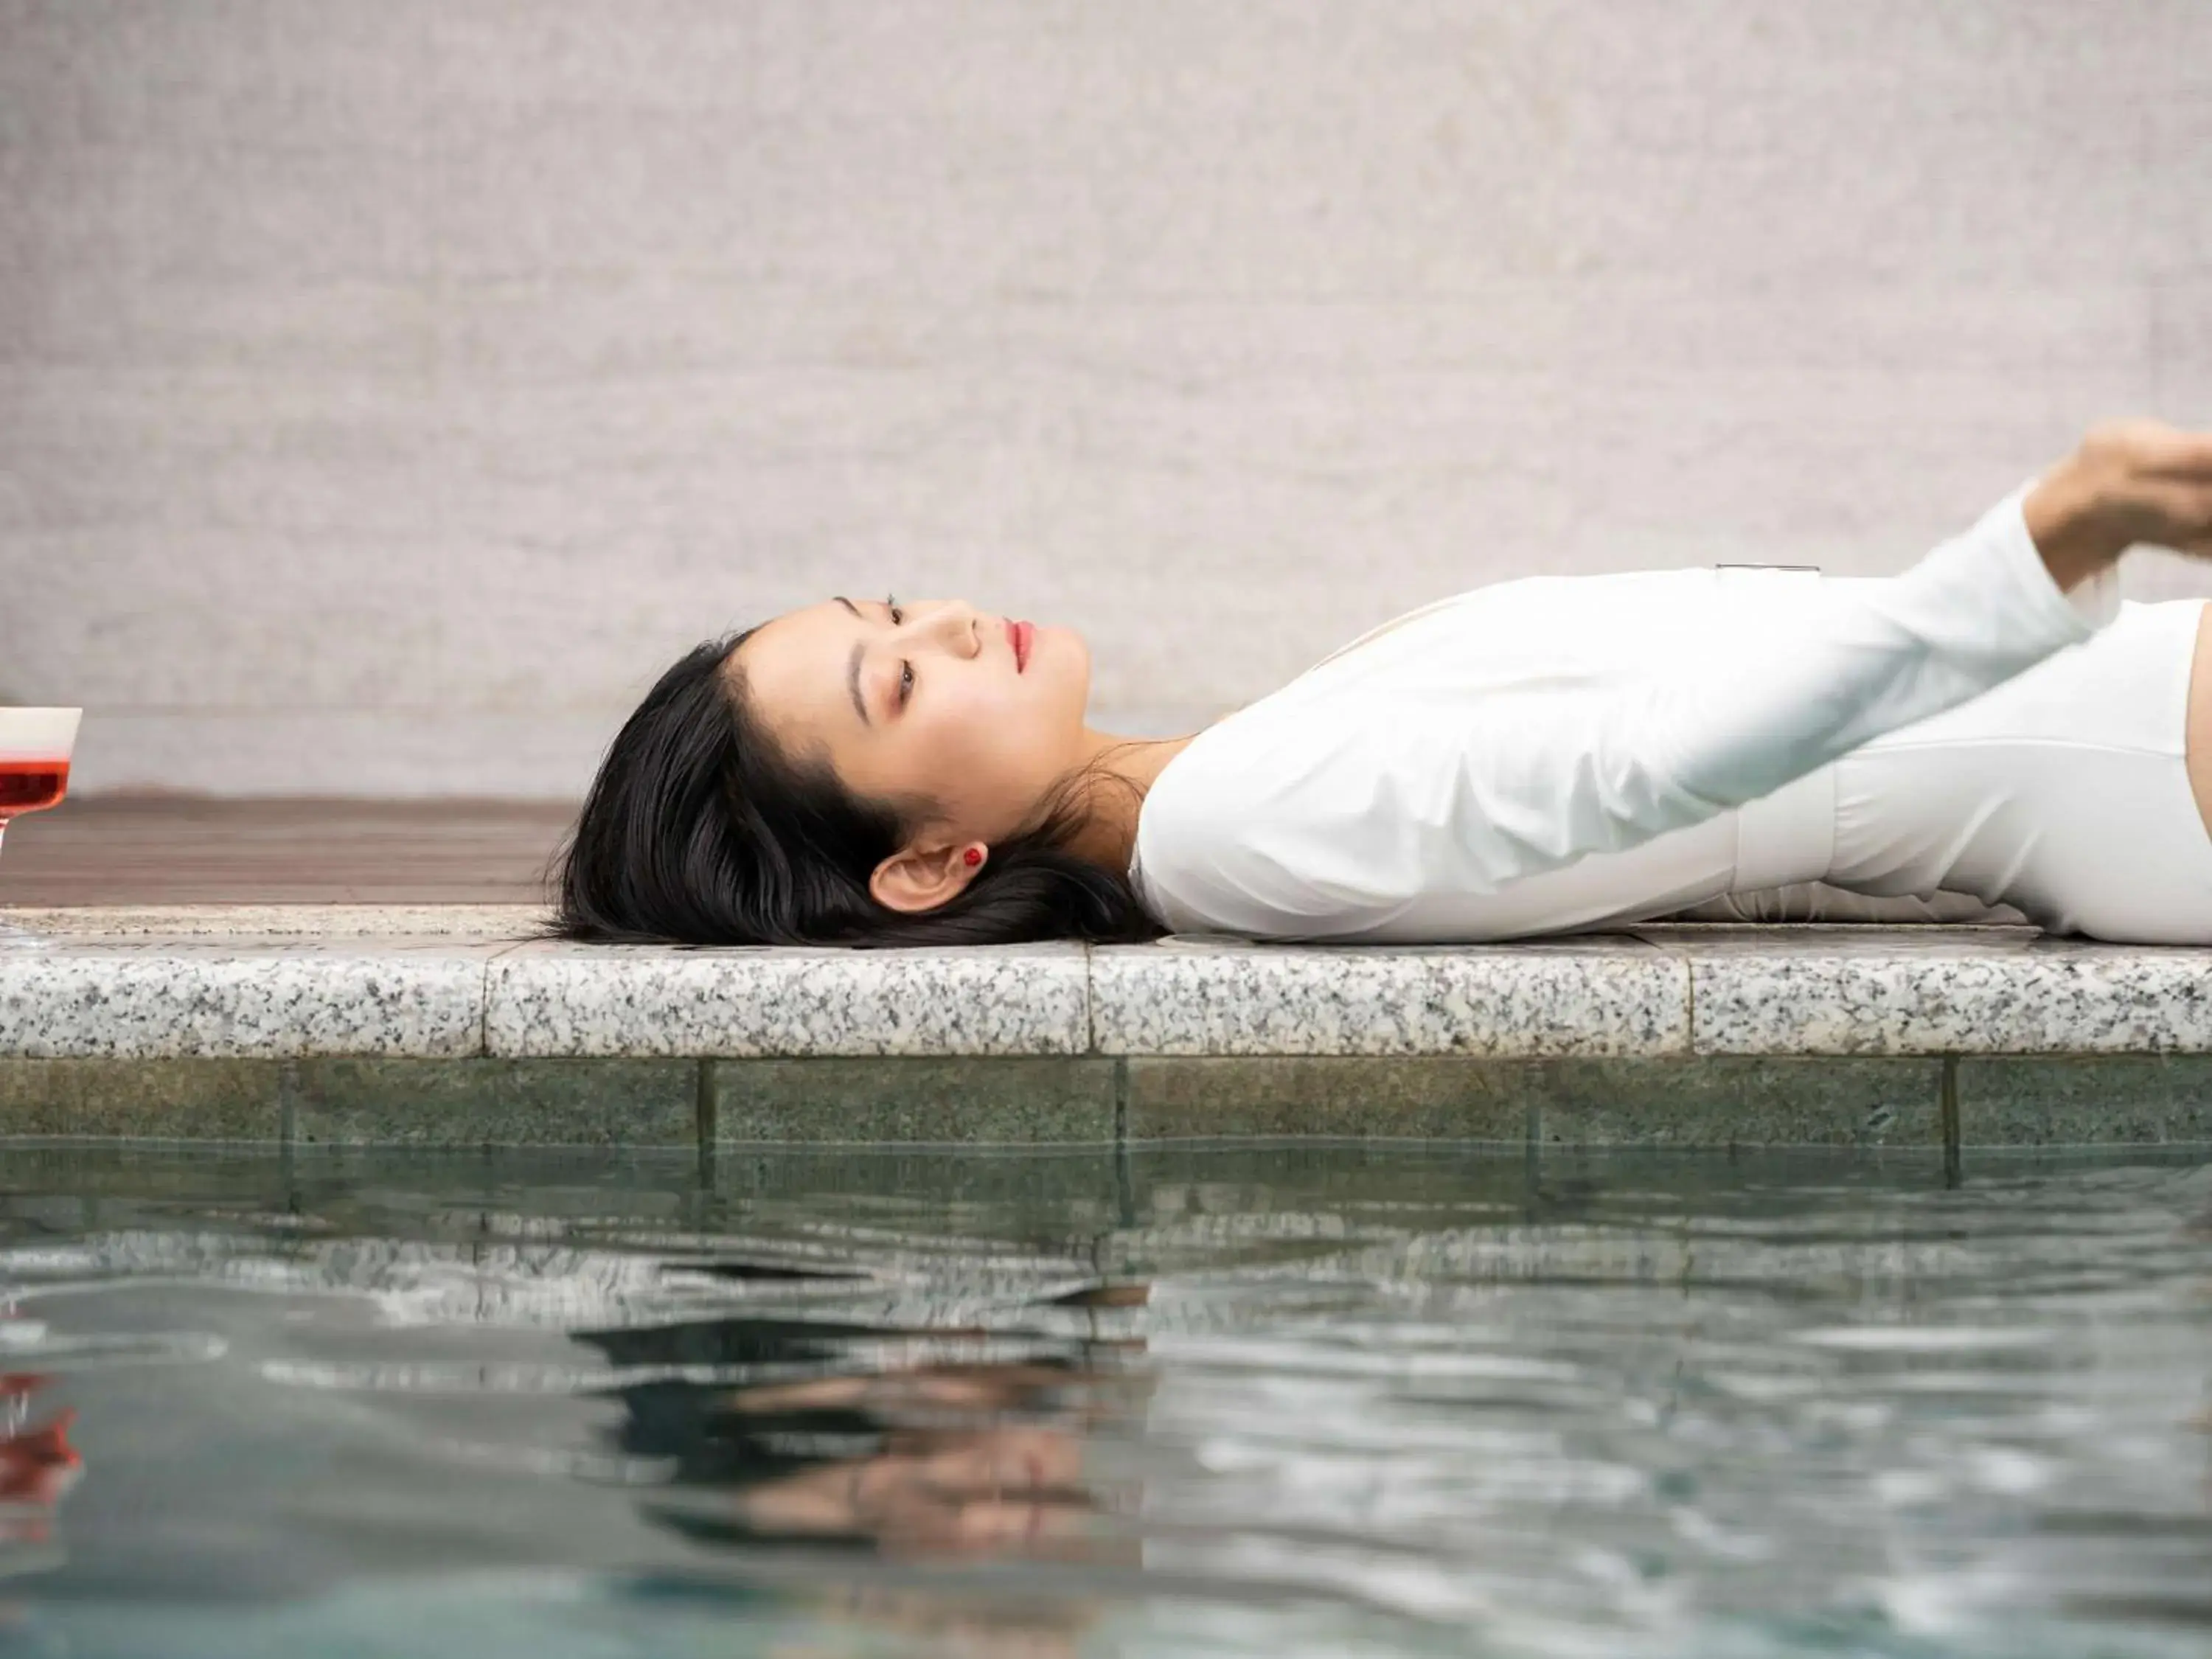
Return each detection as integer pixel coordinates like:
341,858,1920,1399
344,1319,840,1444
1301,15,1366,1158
0,799,577,905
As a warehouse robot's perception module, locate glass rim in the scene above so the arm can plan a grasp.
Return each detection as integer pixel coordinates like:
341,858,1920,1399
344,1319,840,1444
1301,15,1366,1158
0,707,81,761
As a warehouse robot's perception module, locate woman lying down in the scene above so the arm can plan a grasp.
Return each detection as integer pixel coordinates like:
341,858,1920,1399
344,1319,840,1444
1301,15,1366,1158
552,419,2212,948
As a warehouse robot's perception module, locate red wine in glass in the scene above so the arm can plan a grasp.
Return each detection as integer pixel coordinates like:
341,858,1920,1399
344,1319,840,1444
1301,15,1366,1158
0,759,69,817
0,709,83,947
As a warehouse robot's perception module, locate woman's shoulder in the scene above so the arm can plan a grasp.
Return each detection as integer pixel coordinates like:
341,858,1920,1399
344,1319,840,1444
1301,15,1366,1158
1126,702,1392,931
1249,566,1734,716
1127,562,1756,886
1307,565,1722,666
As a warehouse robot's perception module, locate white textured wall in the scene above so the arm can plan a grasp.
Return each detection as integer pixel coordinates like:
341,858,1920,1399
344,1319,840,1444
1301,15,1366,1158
4,1,2209,797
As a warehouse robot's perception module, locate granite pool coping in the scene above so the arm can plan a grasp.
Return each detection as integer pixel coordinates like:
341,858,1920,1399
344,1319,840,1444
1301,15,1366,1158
4,905,2212,1062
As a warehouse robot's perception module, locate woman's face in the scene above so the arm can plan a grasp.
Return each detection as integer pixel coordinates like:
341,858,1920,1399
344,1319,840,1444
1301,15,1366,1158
729,596,1093,851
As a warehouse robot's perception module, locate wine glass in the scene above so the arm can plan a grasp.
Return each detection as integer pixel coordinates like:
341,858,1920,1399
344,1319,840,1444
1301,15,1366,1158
0,709,82,950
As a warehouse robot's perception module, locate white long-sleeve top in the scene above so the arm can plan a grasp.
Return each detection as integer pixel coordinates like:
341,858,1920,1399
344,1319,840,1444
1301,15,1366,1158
1127,484,2124,942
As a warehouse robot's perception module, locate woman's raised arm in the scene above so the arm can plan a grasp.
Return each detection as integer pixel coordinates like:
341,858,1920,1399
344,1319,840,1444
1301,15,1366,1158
2024,420,2212,582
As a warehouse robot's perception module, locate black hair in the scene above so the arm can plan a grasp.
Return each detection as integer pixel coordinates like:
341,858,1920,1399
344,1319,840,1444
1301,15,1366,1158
546,630,1165,947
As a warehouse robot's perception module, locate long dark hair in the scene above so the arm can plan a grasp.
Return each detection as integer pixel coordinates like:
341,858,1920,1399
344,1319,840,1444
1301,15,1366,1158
546,630,1164,947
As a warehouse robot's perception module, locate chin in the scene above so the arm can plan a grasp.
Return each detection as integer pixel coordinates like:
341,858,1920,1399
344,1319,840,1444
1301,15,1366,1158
1042,619,1086,664
1042,623,1091,700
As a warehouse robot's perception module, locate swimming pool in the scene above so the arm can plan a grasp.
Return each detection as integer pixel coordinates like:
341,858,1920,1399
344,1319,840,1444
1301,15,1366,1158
3,1142,2208,1658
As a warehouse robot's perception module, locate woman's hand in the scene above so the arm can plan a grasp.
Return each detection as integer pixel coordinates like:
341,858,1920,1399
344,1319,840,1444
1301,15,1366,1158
2024,420,2212,590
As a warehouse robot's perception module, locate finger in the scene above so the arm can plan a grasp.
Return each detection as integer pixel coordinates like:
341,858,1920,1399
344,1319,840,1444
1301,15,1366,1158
2132,480,2212,552
2134,426,2212,483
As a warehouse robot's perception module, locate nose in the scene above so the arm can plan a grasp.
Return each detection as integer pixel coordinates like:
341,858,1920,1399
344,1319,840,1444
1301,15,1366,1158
920,600,984,657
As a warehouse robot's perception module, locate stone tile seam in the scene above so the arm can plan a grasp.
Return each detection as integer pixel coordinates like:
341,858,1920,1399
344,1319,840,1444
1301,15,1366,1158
476,938,533,1060
1082,942,1098,1057
695,1059,718,1149
1637,935,1694,1057
1618,931,1697,1056
1940,1054,1963,1183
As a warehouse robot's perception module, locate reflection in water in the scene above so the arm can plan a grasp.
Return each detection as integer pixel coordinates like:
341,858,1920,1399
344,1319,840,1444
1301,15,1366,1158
0,1145,2207,1659
0,1370,80,1569
0,1347,84,1658
578,1299,1150,1567
574,1300,1152,1658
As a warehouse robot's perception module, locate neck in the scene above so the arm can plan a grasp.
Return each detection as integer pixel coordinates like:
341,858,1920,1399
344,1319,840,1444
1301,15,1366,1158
1057,726,1201,875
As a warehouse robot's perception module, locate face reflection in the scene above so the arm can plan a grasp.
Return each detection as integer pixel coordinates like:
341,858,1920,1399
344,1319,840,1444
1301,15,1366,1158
717,1355,1145,1568
730,596,1093,854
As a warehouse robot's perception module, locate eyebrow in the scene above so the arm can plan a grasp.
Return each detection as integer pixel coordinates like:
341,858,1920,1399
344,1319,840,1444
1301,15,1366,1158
834,597,869,726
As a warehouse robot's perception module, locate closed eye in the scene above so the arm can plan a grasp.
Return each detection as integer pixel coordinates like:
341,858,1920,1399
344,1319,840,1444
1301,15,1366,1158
882,595,914,707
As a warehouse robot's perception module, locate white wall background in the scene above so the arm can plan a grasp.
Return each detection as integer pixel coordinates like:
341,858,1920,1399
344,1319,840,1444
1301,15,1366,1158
4,0,2208,798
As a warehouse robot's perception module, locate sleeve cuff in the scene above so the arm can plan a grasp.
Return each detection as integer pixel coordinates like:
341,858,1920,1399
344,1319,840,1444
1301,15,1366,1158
1992,476,2122,639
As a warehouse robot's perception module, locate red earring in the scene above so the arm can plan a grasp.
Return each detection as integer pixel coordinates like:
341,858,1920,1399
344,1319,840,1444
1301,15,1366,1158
963,846,984,867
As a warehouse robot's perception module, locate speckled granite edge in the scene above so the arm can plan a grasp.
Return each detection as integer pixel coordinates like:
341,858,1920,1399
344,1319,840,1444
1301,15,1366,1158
5,911,2212,1062
1088,936,1690,1057
0,942,502,1060
483,940,1096,1057
1629,925,2212,1055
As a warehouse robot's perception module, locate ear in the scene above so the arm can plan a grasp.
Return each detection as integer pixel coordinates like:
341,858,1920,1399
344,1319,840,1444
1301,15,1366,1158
869,839,985,914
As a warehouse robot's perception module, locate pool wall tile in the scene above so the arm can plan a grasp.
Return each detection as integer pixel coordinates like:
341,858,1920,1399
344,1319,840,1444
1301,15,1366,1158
485,942,1090,1057
1536,1056,1945,1147
3,1050,2207,1152
0,1058,285,1139
705,1056,1119,1143
288,1058,698,1147
0,939,495,1060
1090,937,1687,1057
1953,1055,2212,1145
1124,1056,1534,1140
1124,1056,1941,1148
1632,927,2212,1054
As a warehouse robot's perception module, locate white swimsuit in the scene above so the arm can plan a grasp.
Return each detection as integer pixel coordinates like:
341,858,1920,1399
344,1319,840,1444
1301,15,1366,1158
1128,484,2212,945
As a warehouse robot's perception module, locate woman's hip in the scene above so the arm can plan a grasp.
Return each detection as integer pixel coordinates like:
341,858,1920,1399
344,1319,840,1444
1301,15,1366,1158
1821,599,2212,941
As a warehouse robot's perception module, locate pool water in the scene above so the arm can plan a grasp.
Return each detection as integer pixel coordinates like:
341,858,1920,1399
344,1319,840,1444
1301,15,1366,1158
1,1142,2208,1659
